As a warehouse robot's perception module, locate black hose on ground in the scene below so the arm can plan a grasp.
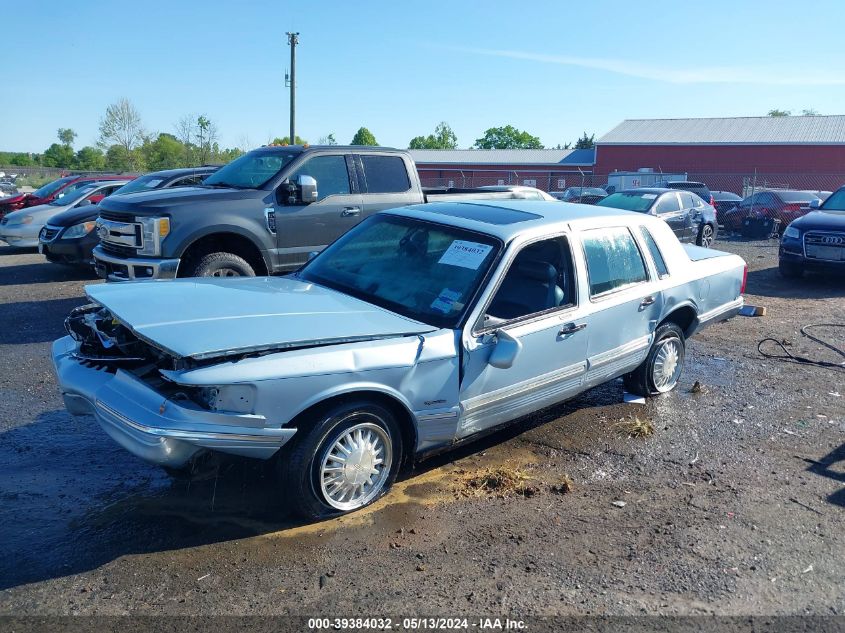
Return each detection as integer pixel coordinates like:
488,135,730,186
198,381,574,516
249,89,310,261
758,324,845,370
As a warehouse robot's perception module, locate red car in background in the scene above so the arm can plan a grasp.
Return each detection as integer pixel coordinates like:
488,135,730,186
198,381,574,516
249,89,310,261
0,174,134,218
721,189,822,232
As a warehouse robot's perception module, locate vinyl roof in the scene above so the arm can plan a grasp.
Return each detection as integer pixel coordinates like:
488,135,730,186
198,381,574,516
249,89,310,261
597,116,845,145
410,148,595,165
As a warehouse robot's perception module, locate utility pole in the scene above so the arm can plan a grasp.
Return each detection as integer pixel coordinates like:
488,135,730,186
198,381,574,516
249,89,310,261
285,32,299,144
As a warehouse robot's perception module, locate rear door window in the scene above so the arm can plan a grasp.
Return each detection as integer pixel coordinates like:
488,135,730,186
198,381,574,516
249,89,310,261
359,155,411,193
582,227,648,297
639,226,669,278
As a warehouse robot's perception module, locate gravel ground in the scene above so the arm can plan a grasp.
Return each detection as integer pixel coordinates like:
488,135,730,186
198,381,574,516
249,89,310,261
0,238,843,618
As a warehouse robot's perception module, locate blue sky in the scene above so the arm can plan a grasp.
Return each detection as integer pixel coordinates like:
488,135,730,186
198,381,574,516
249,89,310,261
3,0,845,153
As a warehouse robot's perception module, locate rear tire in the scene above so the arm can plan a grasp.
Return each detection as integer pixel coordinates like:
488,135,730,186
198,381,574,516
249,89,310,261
778,259,804,279
623,323,686,397
185,252,255,278
280,400,403,520
696,223,715,248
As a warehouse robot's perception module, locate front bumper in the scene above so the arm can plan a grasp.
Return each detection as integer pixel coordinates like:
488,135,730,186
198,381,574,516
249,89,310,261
40,228,99,266
779,247,845,273
0,223,41,247
93,245,180,281
52,336,296,467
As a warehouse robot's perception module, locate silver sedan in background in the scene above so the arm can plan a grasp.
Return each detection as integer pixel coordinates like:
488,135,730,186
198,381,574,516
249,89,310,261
0,181,127,248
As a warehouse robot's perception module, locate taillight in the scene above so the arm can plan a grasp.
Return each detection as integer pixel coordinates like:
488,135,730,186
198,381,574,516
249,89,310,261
782,203,803,212
709,194,715,206
740,265,748,294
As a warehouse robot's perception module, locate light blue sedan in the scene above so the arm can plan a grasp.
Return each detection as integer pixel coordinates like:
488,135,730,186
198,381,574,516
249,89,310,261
53,200,746,518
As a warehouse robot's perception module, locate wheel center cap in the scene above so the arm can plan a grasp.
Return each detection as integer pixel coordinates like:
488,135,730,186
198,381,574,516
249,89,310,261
344,449,374,485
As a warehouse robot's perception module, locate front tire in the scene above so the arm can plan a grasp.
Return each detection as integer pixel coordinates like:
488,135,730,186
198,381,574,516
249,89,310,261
281,400,403,520
185,252,256,278
623,323,686,397
696,223,715,248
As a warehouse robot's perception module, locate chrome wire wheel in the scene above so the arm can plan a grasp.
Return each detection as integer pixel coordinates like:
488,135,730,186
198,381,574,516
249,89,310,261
652,337,683,392
700,224,714,247
319,421,393,511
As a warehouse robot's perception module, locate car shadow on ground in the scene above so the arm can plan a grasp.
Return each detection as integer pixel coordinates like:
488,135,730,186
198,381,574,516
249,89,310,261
0,297,89,344
745,266,845,300
804,442,845,508
0,384,623,590
0,262,97,286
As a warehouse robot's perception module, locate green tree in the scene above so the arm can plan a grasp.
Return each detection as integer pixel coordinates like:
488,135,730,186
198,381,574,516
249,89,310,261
0,152,36,166
473,125,543,149
42,143,75,168
408,122,458,150
74,146,105,171
58,128,77,148
318,133,338,145
350,127,378,146
272,135,308,145
767,109,791,117
140,133,185,170
98,98,145,165
802,108,820,116
573,132,595,149
104,144,135,172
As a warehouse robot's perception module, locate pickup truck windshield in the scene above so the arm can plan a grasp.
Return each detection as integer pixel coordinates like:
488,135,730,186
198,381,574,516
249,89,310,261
300,215,500,328
204,149,299,189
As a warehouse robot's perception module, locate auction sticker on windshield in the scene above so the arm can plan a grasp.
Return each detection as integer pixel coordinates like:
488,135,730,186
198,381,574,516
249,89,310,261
438,240,493,269
430,288,462,314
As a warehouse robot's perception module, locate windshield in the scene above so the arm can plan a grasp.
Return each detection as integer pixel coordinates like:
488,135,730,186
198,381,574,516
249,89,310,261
112,174,168,195
821,189,845,211
204,149,299,189
300,215,500,328
33,176,75,198
570,188,606,196
48,185,97,206
596,192,655,213
778,191,818,202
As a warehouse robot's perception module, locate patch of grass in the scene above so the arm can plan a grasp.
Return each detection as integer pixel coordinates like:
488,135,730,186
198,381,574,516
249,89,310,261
615,416,654,438
454,462,538,499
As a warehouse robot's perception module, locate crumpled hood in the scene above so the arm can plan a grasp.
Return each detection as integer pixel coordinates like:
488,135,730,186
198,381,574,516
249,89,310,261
85,276,435,360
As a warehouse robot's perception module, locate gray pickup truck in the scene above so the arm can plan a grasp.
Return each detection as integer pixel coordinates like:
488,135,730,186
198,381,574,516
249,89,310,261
93,145,541,280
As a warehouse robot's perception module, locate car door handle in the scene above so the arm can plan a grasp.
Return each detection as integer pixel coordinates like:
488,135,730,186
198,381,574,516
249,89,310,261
341,207,361,217
640,295,656,308
558,322,587,336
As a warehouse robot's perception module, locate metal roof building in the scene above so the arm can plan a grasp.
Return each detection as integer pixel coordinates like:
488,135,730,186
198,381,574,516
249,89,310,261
594,115,845,177
411,148,595,191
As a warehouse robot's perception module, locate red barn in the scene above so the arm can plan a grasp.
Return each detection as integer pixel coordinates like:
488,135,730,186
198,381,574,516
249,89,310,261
595,115,845,193
411,148,595,191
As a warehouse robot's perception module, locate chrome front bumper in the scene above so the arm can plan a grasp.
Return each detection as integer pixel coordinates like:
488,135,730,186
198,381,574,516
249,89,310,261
93,245,180,281
52,336,296,467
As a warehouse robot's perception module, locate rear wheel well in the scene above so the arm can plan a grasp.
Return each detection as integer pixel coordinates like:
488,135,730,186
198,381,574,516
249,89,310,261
661,306,697,337
285,392,417,469
179,233,268,277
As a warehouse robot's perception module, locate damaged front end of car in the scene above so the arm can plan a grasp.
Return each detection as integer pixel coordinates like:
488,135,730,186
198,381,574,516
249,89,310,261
53,303,297,468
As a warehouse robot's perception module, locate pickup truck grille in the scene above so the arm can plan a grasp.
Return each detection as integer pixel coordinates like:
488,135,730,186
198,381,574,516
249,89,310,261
98,210,134,223
804,231,845,262
100,242,138,257
96,215,143,250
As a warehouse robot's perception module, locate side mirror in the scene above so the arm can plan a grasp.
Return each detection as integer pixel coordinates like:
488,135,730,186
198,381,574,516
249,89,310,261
279,175,319,205
298,175,318,204
809,199,821,210
488,329,522,369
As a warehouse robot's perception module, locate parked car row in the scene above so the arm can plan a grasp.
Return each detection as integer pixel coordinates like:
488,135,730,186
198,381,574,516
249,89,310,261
778,185,845,278
0,173,134,218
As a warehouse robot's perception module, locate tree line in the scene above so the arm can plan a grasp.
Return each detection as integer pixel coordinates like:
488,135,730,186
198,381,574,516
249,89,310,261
0,98,246,173
0,106,597,173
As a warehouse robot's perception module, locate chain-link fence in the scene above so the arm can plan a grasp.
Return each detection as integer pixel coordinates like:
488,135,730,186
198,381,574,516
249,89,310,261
419,168,845,233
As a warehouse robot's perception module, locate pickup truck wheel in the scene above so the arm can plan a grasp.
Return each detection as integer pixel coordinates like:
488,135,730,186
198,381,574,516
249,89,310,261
187,252,255,278
623,323,686,397
778,259,804,279
281,400,402,519
696,224,715,248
